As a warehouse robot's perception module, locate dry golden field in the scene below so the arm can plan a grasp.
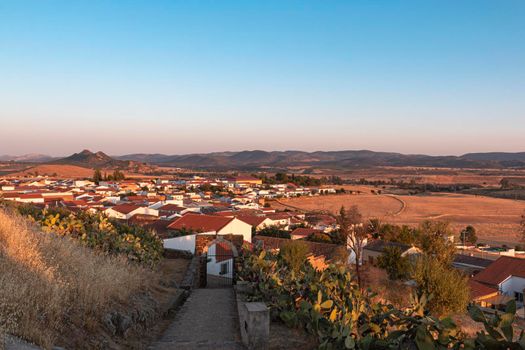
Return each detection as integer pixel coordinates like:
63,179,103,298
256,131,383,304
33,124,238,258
8,164,95,178
313,166,525,186
274,192,525,245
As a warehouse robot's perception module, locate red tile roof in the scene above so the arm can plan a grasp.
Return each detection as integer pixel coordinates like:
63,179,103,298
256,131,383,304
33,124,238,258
158,204,185,212
215,242,234,262
473,256,525,287
469,279,498,300
167,213,233,232
109,204,141,214
19,193,44,199
236,215,267,227
290,227,322,237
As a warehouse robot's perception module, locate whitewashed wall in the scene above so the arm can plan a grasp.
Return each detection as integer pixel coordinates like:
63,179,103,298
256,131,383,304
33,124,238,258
163,234,197,254
207,243,234,278
500,276,525,299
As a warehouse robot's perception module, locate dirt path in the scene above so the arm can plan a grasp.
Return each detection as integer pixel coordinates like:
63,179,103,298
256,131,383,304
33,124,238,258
382,194,406,216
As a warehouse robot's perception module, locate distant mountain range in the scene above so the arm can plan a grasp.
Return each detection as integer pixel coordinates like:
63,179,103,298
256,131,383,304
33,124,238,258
0,153,55,163
115,150,525,169
4,150,525,170
51,150,130,168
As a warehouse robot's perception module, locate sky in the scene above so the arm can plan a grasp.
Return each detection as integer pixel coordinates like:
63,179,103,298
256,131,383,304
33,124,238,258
0,0,524,156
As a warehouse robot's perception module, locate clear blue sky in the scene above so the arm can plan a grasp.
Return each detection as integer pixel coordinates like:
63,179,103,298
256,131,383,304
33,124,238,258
1,0,524,156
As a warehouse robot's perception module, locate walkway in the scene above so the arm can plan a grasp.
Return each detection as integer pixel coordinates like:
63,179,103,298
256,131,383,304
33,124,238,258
150,288,244,350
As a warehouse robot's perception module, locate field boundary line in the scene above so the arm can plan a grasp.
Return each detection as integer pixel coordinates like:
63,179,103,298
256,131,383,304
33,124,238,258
383,194,406,217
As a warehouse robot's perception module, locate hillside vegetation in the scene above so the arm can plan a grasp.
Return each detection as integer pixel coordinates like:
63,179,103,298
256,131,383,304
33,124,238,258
0,208,152,348
14,204,163,266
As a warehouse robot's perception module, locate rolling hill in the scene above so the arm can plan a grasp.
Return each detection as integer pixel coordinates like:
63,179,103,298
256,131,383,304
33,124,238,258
0,153,54,163
116,150,525,170
51,149,130,168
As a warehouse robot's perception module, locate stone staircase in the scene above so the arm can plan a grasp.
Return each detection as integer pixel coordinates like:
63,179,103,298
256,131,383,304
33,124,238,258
150,288,245,349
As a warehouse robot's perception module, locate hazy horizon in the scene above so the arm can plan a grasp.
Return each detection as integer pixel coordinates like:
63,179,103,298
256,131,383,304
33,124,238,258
2,147,525,159
1,1,524,155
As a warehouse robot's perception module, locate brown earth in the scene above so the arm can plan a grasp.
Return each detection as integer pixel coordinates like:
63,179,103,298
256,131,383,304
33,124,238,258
273,192,525,245
310,166,525,187
8,164,95,178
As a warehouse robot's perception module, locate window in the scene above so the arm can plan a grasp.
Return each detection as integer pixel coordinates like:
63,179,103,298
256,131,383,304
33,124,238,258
220,263,229,275
514,292,523,303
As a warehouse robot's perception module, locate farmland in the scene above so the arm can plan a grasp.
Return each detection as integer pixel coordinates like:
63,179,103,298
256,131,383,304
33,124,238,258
273,191,525,245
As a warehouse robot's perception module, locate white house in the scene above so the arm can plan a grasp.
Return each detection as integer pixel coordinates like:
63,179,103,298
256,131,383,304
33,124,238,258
207,240,235,280
473,256,525,306
104,204,159,220
167,213,253,243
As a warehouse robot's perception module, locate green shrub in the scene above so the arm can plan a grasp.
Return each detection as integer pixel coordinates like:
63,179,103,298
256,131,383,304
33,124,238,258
377,246,411,280
237,248,524,349
257,226,291,239
11,203,163,266
411,256,470,316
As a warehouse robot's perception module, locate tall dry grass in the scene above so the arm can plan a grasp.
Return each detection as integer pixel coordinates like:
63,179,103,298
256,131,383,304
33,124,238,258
0,208,152,348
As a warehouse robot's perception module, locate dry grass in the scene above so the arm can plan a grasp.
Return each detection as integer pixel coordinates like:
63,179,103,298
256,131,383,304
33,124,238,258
9,164,95,178
275,193,403,217
0,208,152,349
274,192,525,244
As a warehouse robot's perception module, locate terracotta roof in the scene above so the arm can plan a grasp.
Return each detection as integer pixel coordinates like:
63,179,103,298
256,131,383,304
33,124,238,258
266,213,291,220
158,204,185,212
19,193,43,199
469,279,498,300
142,219,176,238
128,214,158,222
109,204,141,215
236,215,266,227
215,242,234,262
290,227,322,237
473,256,525,287
167,213,233,232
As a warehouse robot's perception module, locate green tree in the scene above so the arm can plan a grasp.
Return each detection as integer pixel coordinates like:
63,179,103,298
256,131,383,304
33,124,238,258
307,232,333,243
417,221,456,266
412,256,470,315
112,170,125,181
500,178,510,189
257,226,291,239
460,225,478,245
93,169,103,184
377,246,411,280
336,205,368,286
521,211,525,242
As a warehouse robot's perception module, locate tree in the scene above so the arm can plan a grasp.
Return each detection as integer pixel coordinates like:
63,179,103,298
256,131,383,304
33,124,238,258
336,205,368,286
257,226,291,239
460,225,477,245
417,221,456,266
377,246,411,280
412,256,470,315
378,223,418,245
367,218,382,239
500,178,510,189
307,232,333,243
112,170,125,181
521,211,525,242
93,169,103,184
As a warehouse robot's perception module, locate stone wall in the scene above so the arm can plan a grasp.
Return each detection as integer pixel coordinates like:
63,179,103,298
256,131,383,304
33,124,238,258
194,234,244,255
